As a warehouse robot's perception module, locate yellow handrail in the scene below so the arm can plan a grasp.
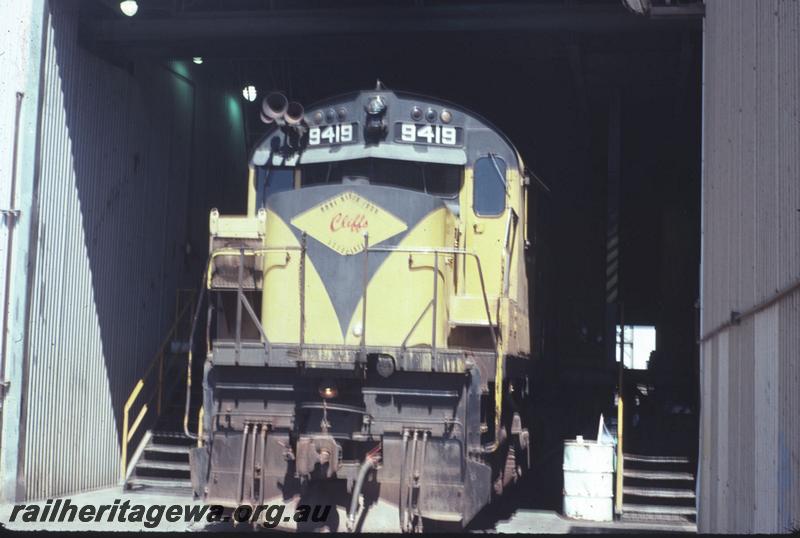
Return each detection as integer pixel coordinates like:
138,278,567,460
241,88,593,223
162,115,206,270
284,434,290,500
197,407,204,448
615,394,624,515
120,289,195,481
615,311,625,516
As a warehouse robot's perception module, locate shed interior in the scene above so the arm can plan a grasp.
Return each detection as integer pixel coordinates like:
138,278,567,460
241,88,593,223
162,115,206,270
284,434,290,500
29,0,702,514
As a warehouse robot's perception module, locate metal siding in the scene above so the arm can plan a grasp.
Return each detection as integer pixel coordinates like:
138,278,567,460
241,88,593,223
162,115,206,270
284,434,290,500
702,0,800,532
698,340,712,531
715,331,729,532
708,336,719,530
18,2,243,500
754,305,779,533
778,293,800,529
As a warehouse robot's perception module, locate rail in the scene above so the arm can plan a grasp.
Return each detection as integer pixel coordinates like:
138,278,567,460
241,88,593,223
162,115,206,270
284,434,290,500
205,242,498,362
699,275,800,343
615,305,625,516
204,240,503,446
120,289,195,482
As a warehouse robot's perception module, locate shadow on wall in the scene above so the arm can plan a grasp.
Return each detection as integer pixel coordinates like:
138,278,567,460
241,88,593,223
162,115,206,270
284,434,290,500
20,1,245,500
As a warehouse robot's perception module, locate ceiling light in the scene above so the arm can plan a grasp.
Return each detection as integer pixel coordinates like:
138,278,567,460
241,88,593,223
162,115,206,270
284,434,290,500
119,0,138,17
242,85,257,102
192,57,203,65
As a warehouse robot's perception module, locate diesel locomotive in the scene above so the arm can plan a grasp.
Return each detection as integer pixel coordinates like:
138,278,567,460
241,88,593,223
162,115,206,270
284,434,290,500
188,88,535,531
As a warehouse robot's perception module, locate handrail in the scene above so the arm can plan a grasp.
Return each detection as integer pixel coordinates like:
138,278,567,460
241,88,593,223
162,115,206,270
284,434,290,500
207,244,499,353
120,289,195,482
366,245,498,351
615,305,625,516
365,244,503,448
699,275,800,343
204,243,502,445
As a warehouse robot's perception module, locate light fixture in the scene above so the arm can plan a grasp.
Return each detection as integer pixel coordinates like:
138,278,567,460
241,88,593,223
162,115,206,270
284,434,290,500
425,107,437,122
376,355,395,378
242,85,257,102
622,0,651,15
410,106,423,121
325,108,336,123
366,96,387,116
192,57,203,65
119,0,138,17
319,382,338,400
440,109,453,124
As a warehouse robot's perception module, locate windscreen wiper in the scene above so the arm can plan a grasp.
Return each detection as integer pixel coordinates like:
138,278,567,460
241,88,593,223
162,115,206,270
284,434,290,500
488,153,508,192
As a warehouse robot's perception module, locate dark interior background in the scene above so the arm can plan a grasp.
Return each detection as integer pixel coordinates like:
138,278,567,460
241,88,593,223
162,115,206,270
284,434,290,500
79,0,702,517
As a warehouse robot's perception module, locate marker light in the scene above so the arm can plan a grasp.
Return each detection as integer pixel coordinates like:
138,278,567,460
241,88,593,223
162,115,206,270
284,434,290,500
440,109,453,123
336,107,348,121
425,107,437,122
192,57,203,65
312,110,324,124
242,85,257,102
119,1,138,16
319,382,338,399
410,106,423,121
325,108,336,123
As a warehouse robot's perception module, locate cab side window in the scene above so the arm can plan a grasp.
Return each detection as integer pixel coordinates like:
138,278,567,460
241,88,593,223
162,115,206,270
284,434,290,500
473,156,506,216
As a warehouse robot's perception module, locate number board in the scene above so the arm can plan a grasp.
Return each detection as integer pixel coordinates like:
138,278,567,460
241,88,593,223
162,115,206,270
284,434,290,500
308,123,359,146
394,122,463,147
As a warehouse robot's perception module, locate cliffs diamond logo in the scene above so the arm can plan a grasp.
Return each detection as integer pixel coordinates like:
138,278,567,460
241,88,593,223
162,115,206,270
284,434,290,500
290,192,407,255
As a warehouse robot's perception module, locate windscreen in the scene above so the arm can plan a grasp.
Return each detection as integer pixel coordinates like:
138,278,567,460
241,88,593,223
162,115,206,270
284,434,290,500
300,158,462,198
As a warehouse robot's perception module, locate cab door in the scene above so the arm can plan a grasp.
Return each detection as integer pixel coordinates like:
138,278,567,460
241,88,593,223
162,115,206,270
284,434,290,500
460,155,510,313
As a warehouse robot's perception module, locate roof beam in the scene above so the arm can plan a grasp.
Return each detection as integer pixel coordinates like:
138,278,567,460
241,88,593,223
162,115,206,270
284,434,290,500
83,3,702,55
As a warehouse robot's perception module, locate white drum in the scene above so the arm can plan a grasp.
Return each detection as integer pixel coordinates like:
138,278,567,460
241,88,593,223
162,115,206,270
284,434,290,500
562,438,615,522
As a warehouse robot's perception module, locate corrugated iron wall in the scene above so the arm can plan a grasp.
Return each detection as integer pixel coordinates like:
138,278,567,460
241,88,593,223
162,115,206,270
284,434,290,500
21,1,245,500
700,0,800,532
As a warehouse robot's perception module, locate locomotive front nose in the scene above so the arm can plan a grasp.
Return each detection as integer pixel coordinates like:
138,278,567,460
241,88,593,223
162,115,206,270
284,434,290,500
261,184,455,351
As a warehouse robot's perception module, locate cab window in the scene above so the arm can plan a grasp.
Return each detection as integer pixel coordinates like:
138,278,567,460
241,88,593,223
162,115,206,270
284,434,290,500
473,155,506,216
300,158,461,199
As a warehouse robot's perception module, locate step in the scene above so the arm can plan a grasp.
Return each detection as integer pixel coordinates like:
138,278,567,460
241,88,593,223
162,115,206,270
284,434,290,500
624,453,690,464
150,431,195,446
623,503,697,516
145,443,192,455
623,469,694,481
624,486,696,499
152,430,194,440
126,477,193,490
621,512,697,526
136,460,191,472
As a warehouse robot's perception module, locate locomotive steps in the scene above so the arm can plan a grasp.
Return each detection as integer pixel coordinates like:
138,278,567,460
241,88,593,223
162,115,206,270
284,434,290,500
125,430,194,496
620,452,697,528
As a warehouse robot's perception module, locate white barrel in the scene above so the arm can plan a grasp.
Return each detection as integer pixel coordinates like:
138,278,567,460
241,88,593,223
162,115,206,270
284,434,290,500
562,439,614,521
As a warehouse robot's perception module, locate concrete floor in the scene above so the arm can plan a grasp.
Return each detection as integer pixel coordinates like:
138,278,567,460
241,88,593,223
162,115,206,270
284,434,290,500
0,487,696,533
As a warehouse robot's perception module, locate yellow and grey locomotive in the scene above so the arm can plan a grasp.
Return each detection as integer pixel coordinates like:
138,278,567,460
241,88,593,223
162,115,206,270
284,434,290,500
189,88,534,531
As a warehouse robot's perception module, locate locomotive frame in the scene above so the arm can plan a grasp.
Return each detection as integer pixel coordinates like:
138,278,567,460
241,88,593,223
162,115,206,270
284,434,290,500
188,88,536,532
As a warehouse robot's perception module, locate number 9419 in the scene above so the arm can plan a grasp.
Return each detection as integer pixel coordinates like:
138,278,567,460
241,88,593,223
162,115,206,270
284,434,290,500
308,124,356,146
399,123,458,145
